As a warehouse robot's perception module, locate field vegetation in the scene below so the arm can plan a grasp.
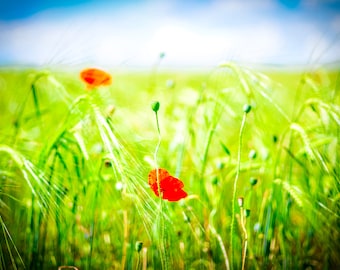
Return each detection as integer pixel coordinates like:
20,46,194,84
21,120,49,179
0,63,339,269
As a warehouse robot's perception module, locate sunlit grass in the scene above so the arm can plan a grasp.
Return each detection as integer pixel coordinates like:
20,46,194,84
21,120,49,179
0,64,339,269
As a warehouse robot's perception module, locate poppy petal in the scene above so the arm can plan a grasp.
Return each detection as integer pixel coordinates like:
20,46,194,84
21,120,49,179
162,188,188,202
150,182,160,196
148,168,188,202
160,176,187,201
160,176,184,190
80,68,112,89
148,168,170,186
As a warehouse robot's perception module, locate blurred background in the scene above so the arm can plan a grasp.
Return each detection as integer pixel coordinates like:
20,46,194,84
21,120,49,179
0,0,340,69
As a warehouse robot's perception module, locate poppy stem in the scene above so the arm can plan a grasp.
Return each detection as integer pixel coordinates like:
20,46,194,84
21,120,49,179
152,102,162,197
154,112,162,200
230,110,248,269
151,102,170,269
154,110,161,137
239,205,248,270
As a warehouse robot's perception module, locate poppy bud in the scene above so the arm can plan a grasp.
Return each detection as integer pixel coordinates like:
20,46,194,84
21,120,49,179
166,79,175,89
211,177,218,185
254,222,261,232
250,177,258,186
243,104,251,113
217,161,224,170
106,105,116,117
237,197,244,207
248,149,257,159
151,101,160,112
135,241,143,252
104,159,112,168
272,135,278,143
244,209,251,217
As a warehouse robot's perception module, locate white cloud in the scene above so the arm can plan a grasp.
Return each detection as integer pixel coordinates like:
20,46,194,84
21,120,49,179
0,0,339,68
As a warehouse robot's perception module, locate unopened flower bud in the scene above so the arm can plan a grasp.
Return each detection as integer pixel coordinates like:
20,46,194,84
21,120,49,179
248,149,257,159
243,104,251,113
238,197,244,207
135,241,143,252
250,177,258,186
244,209,251,217
151,101,160,112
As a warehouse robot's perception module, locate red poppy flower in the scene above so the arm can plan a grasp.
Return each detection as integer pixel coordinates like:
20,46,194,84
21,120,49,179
80,68,112,89
148,168,188,202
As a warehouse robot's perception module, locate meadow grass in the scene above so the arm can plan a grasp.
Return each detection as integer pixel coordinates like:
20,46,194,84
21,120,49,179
0,63,339,269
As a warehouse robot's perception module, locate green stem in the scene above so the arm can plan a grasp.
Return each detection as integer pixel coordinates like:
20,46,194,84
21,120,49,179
230,112,247,269
29,195,38,270
240,206,248,270
199,126,215,203
72,194,78,265
153,106,170,269
88,183,100,270
40,147,58,268
153,111,161,197
136,252,141,270
12,88,31,145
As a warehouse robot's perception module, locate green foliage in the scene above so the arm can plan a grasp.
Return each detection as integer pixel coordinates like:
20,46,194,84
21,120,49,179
0,65,339,269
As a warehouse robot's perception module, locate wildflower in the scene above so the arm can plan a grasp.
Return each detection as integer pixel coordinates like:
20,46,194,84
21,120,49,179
148,168,187,202
80,68,112,89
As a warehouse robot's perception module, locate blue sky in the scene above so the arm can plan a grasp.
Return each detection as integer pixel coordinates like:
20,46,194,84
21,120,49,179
0,0,339,68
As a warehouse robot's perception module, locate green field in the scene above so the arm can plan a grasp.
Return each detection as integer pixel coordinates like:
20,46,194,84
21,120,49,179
0,63,339,269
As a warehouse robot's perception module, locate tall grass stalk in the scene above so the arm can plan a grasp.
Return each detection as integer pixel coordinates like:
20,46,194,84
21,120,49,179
0,215,25,270
209,209,230,270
